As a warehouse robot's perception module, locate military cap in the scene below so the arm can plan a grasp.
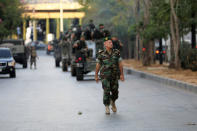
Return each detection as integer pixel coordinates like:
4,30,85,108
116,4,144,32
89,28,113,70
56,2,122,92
99,24,104,27
104,37,111,42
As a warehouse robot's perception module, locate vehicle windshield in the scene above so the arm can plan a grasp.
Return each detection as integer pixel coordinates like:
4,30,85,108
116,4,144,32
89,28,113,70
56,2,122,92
0,49,11,58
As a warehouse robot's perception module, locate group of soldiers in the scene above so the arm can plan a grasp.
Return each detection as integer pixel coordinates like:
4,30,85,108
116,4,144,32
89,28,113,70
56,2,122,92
59,20,123,59
57,19,125,115
62,20,124,115
27,19,125,115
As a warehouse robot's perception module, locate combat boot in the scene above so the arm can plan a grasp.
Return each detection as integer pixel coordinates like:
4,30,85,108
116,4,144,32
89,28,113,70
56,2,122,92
111,100,117,112
105,106,110,115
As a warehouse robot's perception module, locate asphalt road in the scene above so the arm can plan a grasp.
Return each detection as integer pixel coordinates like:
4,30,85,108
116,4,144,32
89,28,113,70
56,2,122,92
0,51,197,131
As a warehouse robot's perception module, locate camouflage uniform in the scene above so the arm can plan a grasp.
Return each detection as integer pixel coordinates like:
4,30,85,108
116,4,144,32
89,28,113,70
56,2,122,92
30,47,37,69
97,49,121,106
95,39,104,54
60,39,71,60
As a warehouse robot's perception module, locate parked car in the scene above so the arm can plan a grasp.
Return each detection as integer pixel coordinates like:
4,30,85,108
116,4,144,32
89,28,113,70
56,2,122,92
36,41,46,50
0,48,16,78
27,41,46,50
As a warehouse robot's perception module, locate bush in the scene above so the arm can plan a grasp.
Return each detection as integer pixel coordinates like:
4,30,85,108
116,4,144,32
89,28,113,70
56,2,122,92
180,42,197,71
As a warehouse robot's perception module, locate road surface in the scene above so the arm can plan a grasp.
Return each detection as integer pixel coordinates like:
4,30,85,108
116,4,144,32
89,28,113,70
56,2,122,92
0,51,197,131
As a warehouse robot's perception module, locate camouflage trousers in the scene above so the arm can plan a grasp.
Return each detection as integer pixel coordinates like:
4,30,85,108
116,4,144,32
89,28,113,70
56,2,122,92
30,57,36,68
101,78,119,106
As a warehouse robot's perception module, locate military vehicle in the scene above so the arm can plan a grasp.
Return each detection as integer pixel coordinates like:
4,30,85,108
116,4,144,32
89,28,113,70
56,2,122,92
54,38,72,71
70,40,97,81
0,39,28,68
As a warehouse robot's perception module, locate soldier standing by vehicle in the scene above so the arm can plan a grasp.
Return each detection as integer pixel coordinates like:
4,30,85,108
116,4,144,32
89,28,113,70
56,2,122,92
30,46,38,69
112,36,123,51
73,36,88,54
92,24,105,54
88,19,95,32
95,37,124,115
60,36,72,71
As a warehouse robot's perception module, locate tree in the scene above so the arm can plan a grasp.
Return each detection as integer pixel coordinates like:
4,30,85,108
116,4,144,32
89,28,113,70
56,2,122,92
133,0,141,60
191,0,197,49
77,0,136,59
133,0,156,66
77,0,196,69
0,0,24,40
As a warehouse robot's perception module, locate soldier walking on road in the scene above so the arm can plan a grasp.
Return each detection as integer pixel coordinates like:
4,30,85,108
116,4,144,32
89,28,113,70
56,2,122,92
30,46,38,69
95,37,125,115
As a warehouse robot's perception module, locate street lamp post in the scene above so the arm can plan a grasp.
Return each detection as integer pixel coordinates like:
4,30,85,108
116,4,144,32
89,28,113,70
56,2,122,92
60,0,64,33
33,8,37,41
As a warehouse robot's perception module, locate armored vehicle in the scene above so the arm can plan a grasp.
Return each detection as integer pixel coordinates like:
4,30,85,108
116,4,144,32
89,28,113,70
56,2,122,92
54,38,72,71
0,39,28,68
71,40,97,81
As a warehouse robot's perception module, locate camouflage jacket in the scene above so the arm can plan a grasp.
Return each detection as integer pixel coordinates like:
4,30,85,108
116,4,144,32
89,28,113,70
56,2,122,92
97,49,120,79
30,49,37,57
61,40,70,55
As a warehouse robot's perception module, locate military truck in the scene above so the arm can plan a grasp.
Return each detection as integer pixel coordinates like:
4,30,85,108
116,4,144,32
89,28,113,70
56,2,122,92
54,38,72,71
70,41,97,81
0,39,28,68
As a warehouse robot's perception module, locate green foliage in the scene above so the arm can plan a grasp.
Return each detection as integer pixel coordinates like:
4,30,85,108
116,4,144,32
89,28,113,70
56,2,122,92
180,42,197,71
79,0,197,64
0,0,24,39
134,0,171,42
134,0,197,42
78,0,135,41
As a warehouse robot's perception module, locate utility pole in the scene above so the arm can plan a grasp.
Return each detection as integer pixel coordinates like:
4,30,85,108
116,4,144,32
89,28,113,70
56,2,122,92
159,39,163,64
60,0,64,33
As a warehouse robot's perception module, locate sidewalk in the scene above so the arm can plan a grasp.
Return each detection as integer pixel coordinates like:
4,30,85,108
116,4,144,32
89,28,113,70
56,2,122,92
123,59,197,94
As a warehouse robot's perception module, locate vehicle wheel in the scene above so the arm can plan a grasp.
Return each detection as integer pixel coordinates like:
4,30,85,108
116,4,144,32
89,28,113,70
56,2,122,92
62,60,68,72
23,60,27,68
68,60,71,66
76,68,83,81
10,70,16,78
55,59,60,67
71,65,76,76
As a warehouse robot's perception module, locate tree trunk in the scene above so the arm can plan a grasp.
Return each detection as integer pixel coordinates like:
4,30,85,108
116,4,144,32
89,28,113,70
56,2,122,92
128,39,131,59
139,37,143,61
142,40,154,66
134,0,140,60
159,39,163,65
169,35,175,68
135,33,140,60
191,23,196,48
191,0,196,48
141,0,154,66
170,0,181,69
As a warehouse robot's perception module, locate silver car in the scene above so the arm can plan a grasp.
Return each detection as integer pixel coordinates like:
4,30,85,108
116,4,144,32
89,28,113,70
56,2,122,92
0,48,16,78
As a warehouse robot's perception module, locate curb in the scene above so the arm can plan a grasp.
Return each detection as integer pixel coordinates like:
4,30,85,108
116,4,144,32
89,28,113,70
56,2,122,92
124,67,197,94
